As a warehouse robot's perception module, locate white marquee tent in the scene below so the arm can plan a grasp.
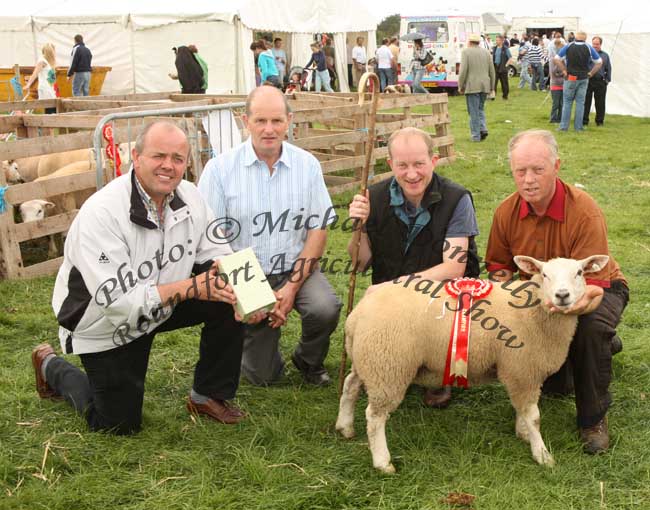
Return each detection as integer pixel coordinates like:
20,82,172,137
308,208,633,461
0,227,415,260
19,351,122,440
0,0,379,95
582,15,650,118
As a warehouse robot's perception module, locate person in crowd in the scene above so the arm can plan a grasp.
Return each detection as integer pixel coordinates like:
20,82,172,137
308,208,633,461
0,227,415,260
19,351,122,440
272,38,288,86
171,46,205,94
493,35,512,100
198,86,342,387
23,43,58,113
410,39,435,94
323,38,338,90
554,31,602,132
305,43,334,93
458,34,495,141
510,33,520,46
67,34,92,97
251,40,281,88
518,34,532,89
375,38,394,92
188,45,209,92
351,37,367,90
347,127,480,408
388,37,400,85
549,38,566,123
31,121,266,434
527,38,545,91
583,36,612,127
486,129,628,454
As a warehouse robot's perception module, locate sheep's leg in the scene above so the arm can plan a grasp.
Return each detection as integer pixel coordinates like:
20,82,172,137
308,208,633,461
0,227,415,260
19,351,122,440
509,389,553,466
335,369,363,439
366,403,395,474
47,235,59,259
516,413,530,443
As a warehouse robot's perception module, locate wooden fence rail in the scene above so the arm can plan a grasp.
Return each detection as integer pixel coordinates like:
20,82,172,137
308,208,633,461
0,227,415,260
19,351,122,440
0,91,454,280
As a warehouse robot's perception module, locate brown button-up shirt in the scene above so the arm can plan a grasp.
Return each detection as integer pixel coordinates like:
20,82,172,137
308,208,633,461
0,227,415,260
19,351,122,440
485,179,626,287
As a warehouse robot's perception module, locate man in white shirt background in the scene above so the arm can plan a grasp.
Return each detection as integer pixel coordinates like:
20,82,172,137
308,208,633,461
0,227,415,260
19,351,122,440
351,37,367,90
375,38,394,92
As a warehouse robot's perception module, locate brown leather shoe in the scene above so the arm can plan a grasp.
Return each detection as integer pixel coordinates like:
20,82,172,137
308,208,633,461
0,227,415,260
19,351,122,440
186,397,246,425
580,417,609,454
32,343,62,400
423,386,452,408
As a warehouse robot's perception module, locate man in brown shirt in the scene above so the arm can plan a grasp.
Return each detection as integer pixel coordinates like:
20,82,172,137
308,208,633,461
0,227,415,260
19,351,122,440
485,129,628,454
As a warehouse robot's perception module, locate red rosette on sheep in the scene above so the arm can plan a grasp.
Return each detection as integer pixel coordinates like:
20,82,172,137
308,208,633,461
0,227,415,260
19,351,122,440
442,278,493,387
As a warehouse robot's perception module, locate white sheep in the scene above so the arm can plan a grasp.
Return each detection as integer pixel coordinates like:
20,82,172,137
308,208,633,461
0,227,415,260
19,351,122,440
2,160,23,184
335,255,609,473
19,160,96,258
36,148,93,179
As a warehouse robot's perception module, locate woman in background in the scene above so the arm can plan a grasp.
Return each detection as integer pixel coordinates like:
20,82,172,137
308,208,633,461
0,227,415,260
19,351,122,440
170,46,205,94
23,43,58,113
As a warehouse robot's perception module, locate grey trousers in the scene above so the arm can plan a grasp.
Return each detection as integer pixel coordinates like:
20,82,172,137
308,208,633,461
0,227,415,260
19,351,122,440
241,270,342,386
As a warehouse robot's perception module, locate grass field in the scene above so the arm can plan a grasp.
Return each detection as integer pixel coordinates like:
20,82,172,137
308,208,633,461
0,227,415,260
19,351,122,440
1,81,649,509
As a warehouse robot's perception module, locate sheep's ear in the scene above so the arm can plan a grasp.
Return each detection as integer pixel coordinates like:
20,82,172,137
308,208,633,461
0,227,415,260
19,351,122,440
39,200,55,209
513,255,544,274
580,255,609,274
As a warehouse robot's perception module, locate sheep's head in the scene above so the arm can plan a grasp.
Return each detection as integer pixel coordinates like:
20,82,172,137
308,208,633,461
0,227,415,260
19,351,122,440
19,199,55,223
3,160,23,184
513,255,610,309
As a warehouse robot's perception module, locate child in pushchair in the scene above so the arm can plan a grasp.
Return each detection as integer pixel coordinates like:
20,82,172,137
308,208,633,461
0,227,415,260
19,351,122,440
285,67,303,94
285,65,315,93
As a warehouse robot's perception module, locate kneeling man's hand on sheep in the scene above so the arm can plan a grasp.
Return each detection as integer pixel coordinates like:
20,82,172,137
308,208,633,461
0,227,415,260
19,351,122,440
547,284,604,315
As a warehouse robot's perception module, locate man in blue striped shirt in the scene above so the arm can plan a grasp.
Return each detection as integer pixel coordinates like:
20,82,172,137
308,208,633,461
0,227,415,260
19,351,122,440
198,85,342,387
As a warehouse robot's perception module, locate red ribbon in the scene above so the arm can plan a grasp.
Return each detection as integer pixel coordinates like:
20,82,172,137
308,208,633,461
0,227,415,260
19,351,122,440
442,278,493,388
102,123,122,176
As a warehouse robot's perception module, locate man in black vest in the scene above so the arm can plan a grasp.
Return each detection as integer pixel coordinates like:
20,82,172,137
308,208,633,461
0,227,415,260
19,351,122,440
347,127,480,408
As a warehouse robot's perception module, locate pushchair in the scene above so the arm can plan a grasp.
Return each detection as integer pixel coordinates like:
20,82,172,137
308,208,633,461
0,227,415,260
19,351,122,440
286,65,315,92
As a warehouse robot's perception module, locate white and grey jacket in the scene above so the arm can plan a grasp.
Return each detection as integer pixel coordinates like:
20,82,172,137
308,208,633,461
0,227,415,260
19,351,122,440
52,171,232,355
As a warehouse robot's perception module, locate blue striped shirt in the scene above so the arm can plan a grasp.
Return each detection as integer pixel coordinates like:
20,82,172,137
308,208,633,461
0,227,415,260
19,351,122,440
198,138,337,274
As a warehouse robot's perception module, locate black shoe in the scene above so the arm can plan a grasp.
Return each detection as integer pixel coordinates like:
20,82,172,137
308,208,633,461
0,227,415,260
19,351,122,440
291,353,331,387
480,131,488,140
611,335,623,355
596,123,604,126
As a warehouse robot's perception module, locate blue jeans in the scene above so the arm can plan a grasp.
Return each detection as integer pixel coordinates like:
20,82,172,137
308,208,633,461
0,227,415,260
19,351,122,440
518,62,532,88
378,68,391,91
465,92,487,141
550,89,563,122
412,69,428,94
72,71,90,96
560,79,588,131
530,62,545,91
314,69,333,92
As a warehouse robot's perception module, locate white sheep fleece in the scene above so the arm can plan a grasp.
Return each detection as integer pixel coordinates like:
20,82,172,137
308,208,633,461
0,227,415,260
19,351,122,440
335,255,609,473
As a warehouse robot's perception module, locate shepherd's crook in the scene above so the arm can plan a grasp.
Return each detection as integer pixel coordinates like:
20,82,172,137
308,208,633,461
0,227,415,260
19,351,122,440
338,72,380,396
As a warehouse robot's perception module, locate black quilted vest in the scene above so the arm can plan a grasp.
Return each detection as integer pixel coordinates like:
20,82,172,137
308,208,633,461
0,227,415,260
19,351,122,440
366,175,480,284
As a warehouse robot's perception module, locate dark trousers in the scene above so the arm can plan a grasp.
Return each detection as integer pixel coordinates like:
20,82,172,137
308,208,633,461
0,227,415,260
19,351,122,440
543,281,629,428
45,299,244,435
495,69,509,99
583,77,608,125
550,89,563,122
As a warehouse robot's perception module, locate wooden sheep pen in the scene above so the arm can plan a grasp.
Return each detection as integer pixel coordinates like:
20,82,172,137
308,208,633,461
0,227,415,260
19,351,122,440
0,91,454,280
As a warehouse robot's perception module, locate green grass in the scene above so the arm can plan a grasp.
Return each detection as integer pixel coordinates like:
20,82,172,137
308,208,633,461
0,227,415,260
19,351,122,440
2,81,650,509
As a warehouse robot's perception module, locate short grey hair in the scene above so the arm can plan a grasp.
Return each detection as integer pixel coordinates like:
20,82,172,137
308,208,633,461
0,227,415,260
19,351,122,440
508,129,559,163
245,85,292,117
134,121,188,155
387,127,436,158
